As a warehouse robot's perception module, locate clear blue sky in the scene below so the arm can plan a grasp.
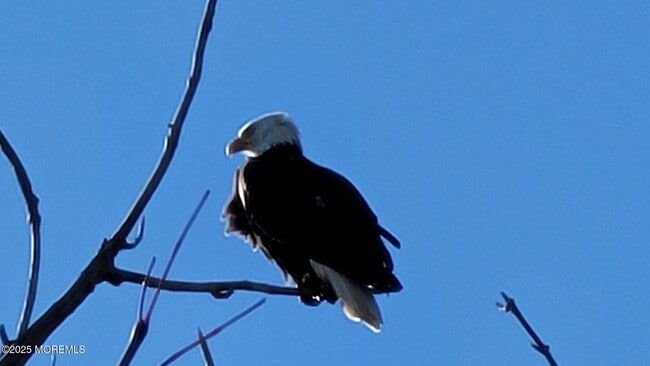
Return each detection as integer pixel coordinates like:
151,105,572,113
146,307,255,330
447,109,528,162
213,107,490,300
2,1,650,365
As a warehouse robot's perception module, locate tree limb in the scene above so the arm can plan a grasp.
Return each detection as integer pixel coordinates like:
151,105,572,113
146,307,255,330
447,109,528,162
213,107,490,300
0,1,218,364
196,328,215,366
108,268,300,298
112,0,217,243
497,292,558,366
159,299,265,366
119,190,211,364
0,131,42,338
117,257,156,366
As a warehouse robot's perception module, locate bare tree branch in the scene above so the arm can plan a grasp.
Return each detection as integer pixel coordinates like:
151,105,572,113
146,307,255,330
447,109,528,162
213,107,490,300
140,258,158,320
0,243,110,366
112,0,217,243
159,299,266,366
117,258,156,366
0,1,218,364
119,190,209,365
108,268,301,298
497,292,558,366
109,266,391,299
0,130,42,338
196,328,215,366
147,190,210,319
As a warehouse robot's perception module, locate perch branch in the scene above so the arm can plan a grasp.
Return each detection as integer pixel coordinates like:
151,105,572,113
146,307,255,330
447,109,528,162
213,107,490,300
108,268,300,298
0,131,42,338
0,1,217,364
497,292,558,366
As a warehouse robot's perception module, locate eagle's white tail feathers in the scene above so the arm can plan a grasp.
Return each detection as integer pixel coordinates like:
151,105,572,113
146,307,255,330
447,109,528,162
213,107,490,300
309,260,382,333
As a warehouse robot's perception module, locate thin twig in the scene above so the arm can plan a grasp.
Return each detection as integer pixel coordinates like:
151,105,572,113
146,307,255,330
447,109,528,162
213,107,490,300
147,190,210,320
197,328,215,366
0,131,42,338
117,313,149,366
497,292,558,366
119,190,210,365
0,1,218,364
159,299,265,366
117,258,156,366
140,258,157,320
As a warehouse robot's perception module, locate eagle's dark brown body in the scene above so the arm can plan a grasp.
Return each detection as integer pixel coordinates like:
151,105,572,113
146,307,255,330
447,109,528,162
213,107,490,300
222,143,402,306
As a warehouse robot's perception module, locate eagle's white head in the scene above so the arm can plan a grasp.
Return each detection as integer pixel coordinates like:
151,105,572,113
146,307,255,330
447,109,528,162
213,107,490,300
225,112,301,158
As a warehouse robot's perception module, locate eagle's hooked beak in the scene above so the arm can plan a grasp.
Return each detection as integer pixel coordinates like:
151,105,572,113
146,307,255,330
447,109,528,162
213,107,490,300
225,137,250,156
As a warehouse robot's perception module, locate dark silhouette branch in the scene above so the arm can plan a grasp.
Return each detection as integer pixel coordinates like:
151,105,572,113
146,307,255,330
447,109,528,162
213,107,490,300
108,268,301,298
139,259,157,320
0,130,42,338
117,257,156,366
109,266,396,299
120,190,209,365
117,308,149,366
196,328,215,366
497,292,558,366
159,299,265,366
147,190,210,319
0,1,218,364
1,241,113,366
112,0,217,243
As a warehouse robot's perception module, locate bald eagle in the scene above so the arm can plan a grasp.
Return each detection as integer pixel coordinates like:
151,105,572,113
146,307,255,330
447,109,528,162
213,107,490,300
222,112,401,332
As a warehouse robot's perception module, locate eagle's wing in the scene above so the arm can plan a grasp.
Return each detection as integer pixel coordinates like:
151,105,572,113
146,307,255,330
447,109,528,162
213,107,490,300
222,168,257,247
297,160,402,292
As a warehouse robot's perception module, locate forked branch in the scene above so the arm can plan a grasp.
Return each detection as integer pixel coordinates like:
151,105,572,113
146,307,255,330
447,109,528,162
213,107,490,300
0,1,218,365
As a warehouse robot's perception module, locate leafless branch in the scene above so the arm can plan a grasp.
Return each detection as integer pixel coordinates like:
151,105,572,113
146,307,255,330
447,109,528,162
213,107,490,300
117,258,156,366
108,268,300,298
497,292,558,366
0,0,218,364
196,328,215,366
147,190,210,319
112,0,217,243
140,259,158,320
0,130,42,338
159,299,266,366
119,190,210,365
